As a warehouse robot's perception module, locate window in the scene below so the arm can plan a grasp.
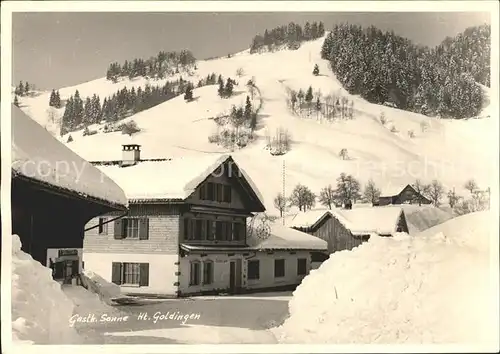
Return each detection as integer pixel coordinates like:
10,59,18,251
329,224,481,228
297,258,307,276
274,259,285,278
123,263,140,284
124,218,139,238
190,261,201,286
216,184,223,202
207,220,215,240
98,217,108,235
199,184,207,200
248,260,260,280
199,183,231,203
203,261,214,285
223,185,232,203
233,223,245,241
111,262,149,286
207,182,215,200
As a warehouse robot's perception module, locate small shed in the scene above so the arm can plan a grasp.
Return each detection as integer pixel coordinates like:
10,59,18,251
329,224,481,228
285,206,409,254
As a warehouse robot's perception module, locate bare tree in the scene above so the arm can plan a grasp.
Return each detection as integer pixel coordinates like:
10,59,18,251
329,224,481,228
363,179,381,205
339,148,349,160
447,188,460,208
334,173,362,205
274,193,289,217
412,179,431,206
236,67,245,77
319,185,335,209
428,179,445,206
464,179,479,195
289,184,316,212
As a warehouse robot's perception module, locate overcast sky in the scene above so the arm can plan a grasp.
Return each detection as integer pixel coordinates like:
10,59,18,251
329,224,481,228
12,12,490,90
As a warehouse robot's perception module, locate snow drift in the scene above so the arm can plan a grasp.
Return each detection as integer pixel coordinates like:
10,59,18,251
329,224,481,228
272,211,498,347
11,235,82,344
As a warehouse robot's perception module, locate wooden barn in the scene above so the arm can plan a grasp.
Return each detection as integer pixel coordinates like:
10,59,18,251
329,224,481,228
376,184,432,206
10,105,127,284
286,206,409,255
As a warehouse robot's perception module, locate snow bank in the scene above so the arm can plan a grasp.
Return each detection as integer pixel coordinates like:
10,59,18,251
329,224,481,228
11,235,82,344
80,269,123,304
272,211,498,347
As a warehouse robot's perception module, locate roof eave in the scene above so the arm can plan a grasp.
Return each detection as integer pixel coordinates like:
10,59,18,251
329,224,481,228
12,172,128,211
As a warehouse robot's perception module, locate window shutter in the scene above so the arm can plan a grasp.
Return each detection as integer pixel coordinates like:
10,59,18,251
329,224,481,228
139,263,149,286
102,217,109,235
139,218,149,240
114,219,124,239
111,262,122,285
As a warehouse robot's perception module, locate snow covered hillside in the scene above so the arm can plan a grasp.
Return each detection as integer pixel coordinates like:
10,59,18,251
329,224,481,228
271,211,498,347
16,35,495,214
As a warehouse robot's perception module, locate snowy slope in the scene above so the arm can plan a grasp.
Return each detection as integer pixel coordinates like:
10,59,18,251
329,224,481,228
271,211,498,347
17,35,495,214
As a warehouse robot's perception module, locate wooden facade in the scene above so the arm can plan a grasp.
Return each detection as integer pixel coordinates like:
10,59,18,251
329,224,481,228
377,184,432,206
293,213,369,254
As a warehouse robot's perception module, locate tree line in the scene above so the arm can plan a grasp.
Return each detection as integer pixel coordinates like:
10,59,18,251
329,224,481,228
106,49,197,82
274,176,490,217
250,21,326,53
321,23,490,119
60,73,219,134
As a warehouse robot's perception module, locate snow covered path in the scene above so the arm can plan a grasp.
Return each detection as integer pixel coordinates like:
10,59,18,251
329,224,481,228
71,294,290,344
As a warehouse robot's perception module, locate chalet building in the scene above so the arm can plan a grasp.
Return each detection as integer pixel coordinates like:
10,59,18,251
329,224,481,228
376,184,432,206
286,206,409,254
9,105,128,285
83,146,326,297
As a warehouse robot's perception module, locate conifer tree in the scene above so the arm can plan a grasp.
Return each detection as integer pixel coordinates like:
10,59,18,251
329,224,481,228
305,86,314,103
49,89,56,107
313,64,320,76
24,82,30,95
184,84,193,101
244,95,252,122
55,90,62,108
14,95,19,107
224,78,234,97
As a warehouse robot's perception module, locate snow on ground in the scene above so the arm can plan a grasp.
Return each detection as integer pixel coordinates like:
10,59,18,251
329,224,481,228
104,324,277,344
11,235,82,344
271,211,498,347
17,35,494,214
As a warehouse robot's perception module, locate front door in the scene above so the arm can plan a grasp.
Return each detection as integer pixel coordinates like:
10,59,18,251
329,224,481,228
229,260,242,294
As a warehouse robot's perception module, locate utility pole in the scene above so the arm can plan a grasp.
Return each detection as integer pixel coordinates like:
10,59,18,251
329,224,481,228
282,159,286,226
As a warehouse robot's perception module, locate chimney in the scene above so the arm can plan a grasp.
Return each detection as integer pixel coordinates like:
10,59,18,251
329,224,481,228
121,144,141,167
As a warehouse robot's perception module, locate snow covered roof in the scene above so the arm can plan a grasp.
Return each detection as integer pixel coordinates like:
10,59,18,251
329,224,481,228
94,154,265,207
10,105,127,208
285,206,405,236
380,183,412,197
284,209,332,229
247,221,328,251
333,206,405,236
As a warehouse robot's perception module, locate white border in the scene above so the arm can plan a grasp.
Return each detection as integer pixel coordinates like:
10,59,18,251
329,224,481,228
1,1,499,354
